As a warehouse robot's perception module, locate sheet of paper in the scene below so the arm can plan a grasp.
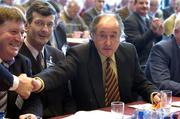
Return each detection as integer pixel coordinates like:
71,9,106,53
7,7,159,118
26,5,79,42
128,103,152,109
63,110,131,119
172,101,180,107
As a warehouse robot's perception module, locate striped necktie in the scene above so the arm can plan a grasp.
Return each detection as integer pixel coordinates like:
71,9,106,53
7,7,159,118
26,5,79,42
105,58,120,106
36,52,45,70
0,91,7,112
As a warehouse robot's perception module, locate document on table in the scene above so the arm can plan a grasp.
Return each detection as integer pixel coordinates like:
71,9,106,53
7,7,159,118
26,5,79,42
63,110,131,119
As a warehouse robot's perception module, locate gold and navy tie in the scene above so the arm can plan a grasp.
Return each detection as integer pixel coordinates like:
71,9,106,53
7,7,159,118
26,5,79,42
105,58,120,106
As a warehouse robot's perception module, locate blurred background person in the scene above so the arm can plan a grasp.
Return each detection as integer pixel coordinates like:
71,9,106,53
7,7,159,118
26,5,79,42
124,0,163,71
116,0,135,22
145,13,180,96
80,0,95,16
163,0,180,36
82,0,105,27
61,0,89,38
149,0,163,19
162,0,176,19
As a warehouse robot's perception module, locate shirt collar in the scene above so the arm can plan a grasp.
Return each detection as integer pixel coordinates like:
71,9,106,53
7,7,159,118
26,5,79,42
24,39,44,59
99,53,115,64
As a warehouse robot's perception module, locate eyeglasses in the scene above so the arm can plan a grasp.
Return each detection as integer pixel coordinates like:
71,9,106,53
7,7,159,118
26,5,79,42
95,33,120,41
33,20,54,29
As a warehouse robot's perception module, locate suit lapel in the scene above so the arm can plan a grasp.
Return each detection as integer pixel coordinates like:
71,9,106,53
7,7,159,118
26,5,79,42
88,42,105,107
20,44,42,75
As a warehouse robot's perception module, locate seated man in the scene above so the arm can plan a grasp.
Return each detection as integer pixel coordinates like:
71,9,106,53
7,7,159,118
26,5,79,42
23,13,161,115
0,5,40,118
145,13,180,96
19,1,76,118
61,0,89,38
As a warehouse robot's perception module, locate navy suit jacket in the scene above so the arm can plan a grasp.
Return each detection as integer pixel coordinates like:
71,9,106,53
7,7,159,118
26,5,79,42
124,12,162,67
4,54,41,118
145,35,180,96
20,43,76,117
37,40,158,111
0,64,13,90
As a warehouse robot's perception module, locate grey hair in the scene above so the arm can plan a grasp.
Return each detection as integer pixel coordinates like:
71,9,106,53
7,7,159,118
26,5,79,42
90,13,126,39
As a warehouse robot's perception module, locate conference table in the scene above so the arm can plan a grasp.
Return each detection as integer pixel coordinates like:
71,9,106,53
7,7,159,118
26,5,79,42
50,97,180,119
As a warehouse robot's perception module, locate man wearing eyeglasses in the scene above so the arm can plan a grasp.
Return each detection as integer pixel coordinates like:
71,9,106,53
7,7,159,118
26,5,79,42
28,13,161,112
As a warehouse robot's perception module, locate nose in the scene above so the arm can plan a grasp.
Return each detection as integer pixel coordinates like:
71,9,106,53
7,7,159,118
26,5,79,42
105,38,111,46
41,25,50,32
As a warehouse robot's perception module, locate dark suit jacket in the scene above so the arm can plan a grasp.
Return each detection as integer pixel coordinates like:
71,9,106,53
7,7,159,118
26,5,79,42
20,44,76,118
163,7,175,20
82,7,99,26
145,35,180,96
124,12,162,67
0,64,13,90
4,54,41,118
37,40,158,111
116,6,130,22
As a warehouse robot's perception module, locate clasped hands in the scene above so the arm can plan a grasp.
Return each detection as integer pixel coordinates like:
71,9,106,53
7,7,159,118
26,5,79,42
15,74,41,99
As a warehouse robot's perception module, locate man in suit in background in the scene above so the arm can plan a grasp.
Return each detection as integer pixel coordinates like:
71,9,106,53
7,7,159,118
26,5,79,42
19,1,76,118
25,13,161,114
124,0,163,70
0,5,41,118
82,0,105,27
145,13,180,96
116,0,135,22
162,0,176,20
163,0,180,36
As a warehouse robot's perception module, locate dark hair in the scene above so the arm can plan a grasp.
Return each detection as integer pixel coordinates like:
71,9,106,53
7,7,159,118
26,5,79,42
26,0,56,23
0,5,26,25
47,0,60,13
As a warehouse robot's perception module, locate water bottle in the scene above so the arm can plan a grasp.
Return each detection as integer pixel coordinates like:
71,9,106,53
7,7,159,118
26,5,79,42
0,112,4,119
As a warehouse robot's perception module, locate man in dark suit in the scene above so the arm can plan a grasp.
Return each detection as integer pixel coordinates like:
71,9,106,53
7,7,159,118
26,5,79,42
19,1,76,118
162,0,176,20
29,13,161,112
145,14,180,96
124,0,163,70
0,5,41,118
82,0,105,27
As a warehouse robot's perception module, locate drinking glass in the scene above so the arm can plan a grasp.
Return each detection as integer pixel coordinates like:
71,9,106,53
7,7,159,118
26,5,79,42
160,90,172,110
111,101,124,119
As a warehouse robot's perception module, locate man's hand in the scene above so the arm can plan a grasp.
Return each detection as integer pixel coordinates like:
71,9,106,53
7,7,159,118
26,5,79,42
15,74,33,99
31,78,42,92
153,93,161,104
151,18,164,36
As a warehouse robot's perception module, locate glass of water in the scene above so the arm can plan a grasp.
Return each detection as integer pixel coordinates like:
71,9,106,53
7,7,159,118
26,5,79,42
111,101,124,119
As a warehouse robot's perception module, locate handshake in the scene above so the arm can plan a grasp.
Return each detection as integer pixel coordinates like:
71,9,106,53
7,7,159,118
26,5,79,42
15,74,42,99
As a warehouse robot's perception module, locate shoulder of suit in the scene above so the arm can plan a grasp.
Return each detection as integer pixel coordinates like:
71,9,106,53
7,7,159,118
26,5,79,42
120,42,135,49
45,45,64,54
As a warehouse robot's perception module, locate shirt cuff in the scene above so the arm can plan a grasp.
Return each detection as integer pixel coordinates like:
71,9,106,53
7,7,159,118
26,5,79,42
9,75,19,91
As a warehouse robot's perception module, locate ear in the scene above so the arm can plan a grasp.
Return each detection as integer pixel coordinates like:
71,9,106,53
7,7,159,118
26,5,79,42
90,32,94,39
24,22,29,32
